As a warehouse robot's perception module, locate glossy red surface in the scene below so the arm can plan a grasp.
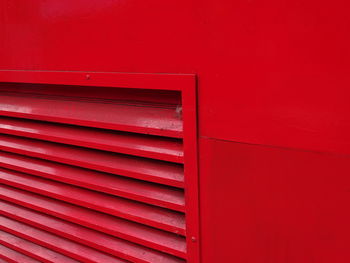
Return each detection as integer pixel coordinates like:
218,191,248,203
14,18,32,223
0,185,186,258
1,0,350,154
0,151,185,211
200,138,350,263
0,258,9,263
0,93,183,138
0,71,199,262
0,168,185,235
0,133,184,187
0,116,184,163
0,203,184,263
0,214,127,263
0,244,41,263
1,1,350,262
0,230,79,263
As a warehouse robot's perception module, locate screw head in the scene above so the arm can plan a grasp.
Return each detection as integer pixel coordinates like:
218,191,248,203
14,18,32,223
86,74,91,80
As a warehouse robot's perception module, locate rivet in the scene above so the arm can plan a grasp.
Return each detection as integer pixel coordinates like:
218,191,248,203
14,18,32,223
86,74,91,80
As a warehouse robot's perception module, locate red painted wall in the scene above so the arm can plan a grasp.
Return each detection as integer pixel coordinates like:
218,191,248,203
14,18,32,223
1,1,350,262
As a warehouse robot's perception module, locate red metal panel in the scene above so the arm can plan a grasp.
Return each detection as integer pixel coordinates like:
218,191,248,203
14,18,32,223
2,1,349,262
200,137,350,263
1,1,350,154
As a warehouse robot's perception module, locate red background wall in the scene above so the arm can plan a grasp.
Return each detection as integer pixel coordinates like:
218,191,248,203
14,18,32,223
1,1,350,262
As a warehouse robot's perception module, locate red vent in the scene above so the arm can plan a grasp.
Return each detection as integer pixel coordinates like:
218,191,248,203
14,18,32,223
0,71,199,263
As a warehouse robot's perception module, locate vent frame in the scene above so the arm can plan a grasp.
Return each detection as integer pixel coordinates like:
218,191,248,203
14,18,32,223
0,70,200,263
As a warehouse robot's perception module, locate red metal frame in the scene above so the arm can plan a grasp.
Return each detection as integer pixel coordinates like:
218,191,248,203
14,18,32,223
0,70,191,91
0,70,200,263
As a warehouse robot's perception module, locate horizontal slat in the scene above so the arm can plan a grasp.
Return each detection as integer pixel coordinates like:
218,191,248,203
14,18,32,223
0,116,184,163
0,230,79,263
0,203,185,263
0,185,186,258
0,134,184,187
0,214,127,263
0,151,185,212
0,94,183,138
0,168,186,235
0,244,41,263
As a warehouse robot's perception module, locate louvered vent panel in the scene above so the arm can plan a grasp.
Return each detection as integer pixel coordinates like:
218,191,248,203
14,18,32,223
0,73,199,263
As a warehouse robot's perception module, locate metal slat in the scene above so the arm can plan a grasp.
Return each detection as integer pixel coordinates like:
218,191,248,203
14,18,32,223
0,80,196,262
0,230,79,263
0,94,183,138
0,116,184,163
0,244,41,263
0,151,185,212
0,215,127,263
0,185,187,258
0,168,186,235
0,134,184,187
0,204,185,263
